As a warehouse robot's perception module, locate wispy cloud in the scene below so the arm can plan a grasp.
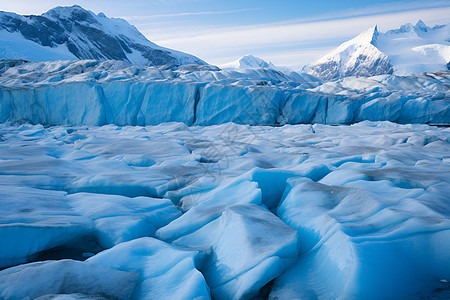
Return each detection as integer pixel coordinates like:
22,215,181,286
124,7,261,21
285,1,450,24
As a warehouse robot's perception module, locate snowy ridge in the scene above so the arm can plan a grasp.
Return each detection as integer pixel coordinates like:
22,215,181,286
307,20,450,80
0,5,205,66
0,59,448,126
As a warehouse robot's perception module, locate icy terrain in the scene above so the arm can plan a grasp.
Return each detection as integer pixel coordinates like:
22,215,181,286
0,59,449,126
307,20,450,80
0,6,205,66
0,121,449,299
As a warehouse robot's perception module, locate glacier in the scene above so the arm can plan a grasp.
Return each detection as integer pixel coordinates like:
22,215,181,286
0,121,449,299
0,59,449,126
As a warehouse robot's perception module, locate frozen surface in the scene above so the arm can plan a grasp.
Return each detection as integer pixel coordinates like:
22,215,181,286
0,121,449,299
0,59,448,126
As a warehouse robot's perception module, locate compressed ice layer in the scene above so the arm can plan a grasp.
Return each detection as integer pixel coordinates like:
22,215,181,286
0,60,448,126
68,193,181,248
87,237,210,300
0,259,139,300
159,204,298,300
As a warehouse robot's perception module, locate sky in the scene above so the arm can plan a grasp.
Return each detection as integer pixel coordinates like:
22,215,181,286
1,0,449,68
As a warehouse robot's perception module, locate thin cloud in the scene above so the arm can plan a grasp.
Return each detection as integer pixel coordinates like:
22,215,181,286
124,7,261,21
143,2,450,41
284,0,450,25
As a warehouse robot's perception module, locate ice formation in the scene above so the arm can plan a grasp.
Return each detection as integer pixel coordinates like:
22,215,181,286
0,121,449,299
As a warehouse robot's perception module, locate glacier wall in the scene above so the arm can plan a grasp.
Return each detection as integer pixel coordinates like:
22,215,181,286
1,81,449,126
0,60,448,126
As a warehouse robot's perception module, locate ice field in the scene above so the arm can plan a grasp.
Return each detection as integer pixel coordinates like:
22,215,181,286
0,121,449,299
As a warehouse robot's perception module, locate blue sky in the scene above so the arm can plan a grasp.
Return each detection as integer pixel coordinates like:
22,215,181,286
1,0,449,68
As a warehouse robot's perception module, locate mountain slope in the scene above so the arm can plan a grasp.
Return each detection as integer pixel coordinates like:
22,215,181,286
306,21,450,80
0,5,206,66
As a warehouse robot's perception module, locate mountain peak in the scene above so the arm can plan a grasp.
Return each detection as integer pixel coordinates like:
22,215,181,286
239,55,272,68
374,25,378,33
341,25,379,47
371,25,379,45
42,5,102,26
414,19,429,32
44,5,89,16
398,23,415,33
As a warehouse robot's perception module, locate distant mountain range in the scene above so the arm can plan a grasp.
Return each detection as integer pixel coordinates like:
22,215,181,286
0,5,205,66
305,20,450,80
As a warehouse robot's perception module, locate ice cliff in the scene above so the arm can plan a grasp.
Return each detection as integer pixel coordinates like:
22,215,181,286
0,59,448,126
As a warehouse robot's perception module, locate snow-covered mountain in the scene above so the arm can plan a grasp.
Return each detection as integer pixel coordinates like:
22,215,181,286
220,55,276,69
306,20,450,80
0,5,206,66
